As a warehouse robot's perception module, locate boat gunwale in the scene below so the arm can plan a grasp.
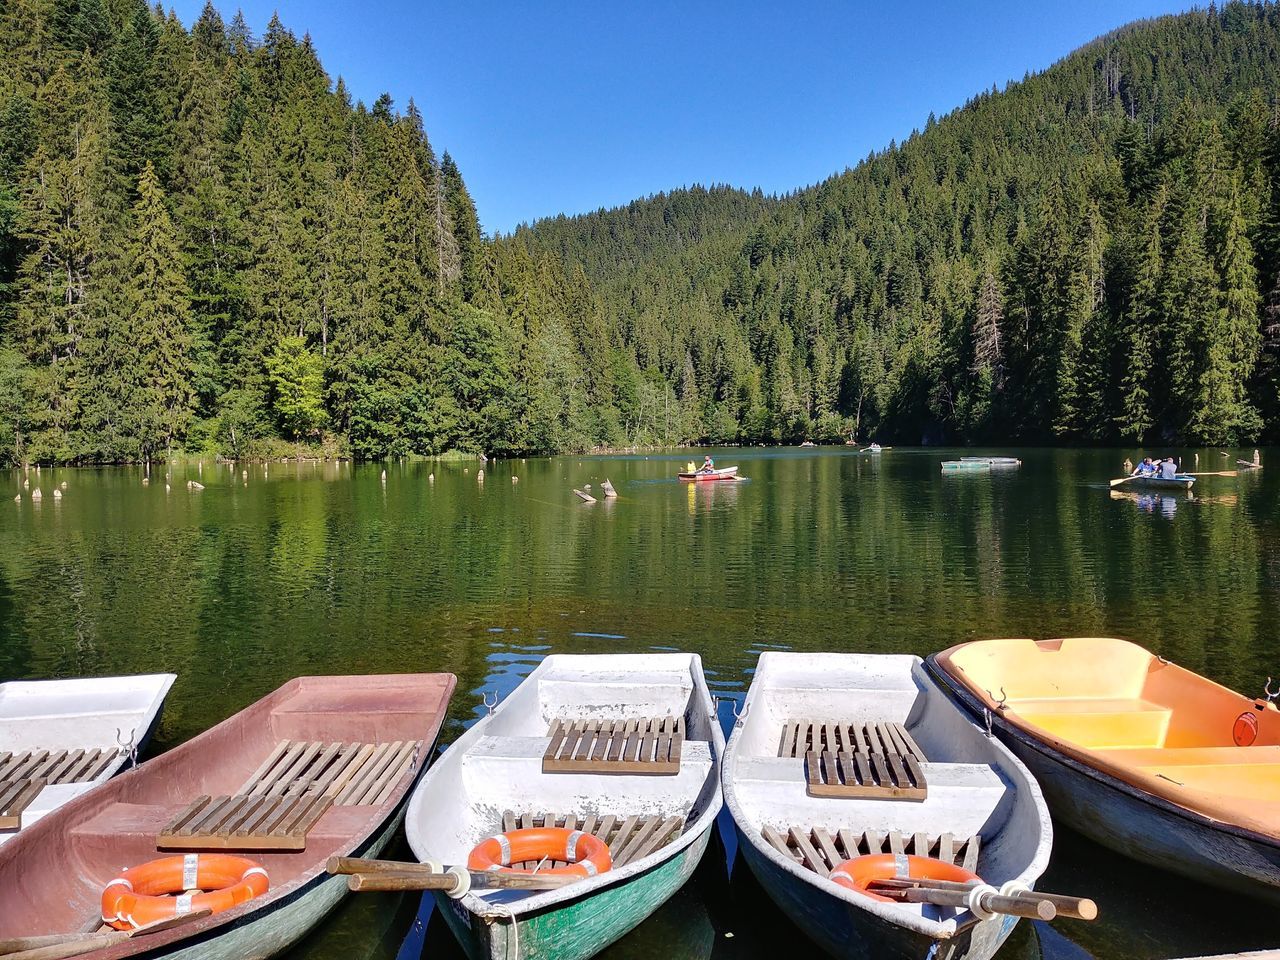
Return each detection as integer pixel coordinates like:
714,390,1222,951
407,653,724,922
722,651,1051,943
925,652,1280,852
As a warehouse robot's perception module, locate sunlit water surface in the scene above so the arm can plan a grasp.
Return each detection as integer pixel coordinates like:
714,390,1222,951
2,447,1277,960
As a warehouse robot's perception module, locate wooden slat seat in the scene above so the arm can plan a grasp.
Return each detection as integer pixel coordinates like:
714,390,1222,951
542,717,683,775
0,780,45,831
0,747,119,786
762,825,981,875
157,738,421,852
779,720,928,800
494,809,686,868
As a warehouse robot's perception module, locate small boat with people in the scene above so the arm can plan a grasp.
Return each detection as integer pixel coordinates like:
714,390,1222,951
1111,457,1195,490
0,673,175,843
929,638,1280,904
403,653,723,960
0,673,455,959
678,456,739,481
724,652,1094,960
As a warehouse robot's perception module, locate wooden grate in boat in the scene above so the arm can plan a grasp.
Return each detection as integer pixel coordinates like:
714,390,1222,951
0,748,122,832
499,810,685,868
543,717,683,775
158,739,421,852
779,720,927,800
763,825,980,876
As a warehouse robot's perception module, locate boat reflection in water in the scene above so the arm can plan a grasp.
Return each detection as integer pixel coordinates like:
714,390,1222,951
1109,488,1188,518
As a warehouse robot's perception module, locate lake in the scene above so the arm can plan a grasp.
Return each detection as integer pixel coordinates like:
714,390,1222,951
2,446,1276,959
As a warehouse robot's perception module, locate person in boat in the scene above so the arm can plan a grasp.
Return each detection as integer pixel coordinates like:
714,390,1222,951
1160,458,1178,480
700,455,715,474
1132,457,1156,477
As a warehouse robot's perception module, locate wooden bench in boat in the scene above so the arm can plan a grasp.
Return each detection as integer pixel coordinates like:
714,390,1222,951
498,810,685,868
542,717,683,775
778,720,927,800
763,824,981,875
0,748,121,830
158,739,421,852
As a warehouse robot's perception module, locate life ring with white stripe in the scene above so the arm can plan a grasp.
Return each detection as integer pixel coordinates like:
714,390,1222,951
467,827,612,877
829,854,978,903
101,854,270,930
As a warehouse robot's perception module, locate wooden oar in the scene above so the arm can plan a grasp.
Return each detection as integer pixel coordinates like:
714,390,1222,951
1109,475,1137,488
327,857,578,893
0,910,211,960
1185,471,1237,477
866,881,1054,920
868,876,1096,921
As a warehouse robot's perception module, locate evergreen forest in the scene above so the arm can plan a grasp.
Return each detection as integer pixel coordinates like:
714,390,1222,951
3,1,1280,464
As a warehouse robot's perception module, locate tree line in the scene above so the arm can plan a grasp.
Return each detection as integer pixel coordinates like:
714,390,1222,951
0,0,622,465
3,1,1280,465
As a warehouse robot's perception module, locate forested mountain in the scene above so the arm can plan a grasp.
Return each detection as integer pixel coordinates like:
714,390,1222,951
0,0,620,464
522,2,1280,446
3,3,1280,464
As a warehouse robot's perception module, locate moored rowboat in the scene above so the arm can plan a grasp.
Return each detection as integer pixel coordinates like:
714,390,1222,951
0,673,455,959
724,652,1052,960
928,638,1280,903
0,673,175,843
941,457,1020,472
405,653,723,960
677,466,739,481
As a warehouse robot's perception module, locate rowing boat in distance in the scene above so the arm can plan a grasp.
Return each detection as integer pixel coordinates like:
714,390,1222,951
405,653,723,960
677,466,739,481
725,652,1053,960
941,457,1021,472
929,638,1280,904
0,673,175,843
0,673,456,959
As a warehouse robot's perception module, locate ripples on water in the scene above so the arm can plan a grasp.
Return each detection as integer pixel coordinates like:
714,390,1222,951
1,447,1277,959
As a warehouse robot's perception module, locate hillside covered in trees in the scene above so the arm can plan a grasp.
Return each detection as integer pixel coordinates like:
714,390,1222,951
3,2,1280,464
522,2,1280,447
0,0,620,464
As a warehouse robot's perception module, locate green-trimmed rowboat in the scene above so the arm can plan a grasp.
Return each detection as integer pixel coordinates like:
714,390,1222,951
1115,474,1195,490
941,457,1021,472
405,654,723,960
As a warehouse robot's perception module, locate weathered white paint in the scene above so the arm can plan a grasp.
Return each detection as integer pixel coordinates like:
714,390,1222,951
406,653,723,923
724,652,1052,953
0,673,175,840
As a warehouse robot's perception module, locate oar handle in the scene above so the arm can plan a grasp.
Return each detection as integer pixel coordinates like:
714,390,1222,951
871,877,1095,920
348,872,461,892
871,883,1055,920
328,856,435,877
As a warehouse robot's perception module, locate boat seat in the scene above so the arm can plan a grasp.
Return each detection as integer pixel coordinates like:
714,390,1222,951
1094,745,1280,766
1094,745,1280,800
542,716,683,775
1013,698,1172,748
736,756,1000,791
462,736,712,813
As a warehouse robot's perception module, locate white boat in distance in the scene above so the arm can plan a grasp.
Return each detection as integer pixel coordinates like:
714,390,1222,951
0,673,176,841
406,653,723,960
724,653,1051,960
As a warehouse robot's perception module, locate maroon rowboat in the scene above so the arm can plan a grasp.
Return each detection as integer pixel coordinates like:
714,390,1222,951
0,673,455,960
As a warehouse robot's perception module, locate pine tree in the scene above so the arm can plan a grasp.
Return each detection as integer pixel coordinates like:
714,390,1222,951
441,151,482,302
119,161,194,457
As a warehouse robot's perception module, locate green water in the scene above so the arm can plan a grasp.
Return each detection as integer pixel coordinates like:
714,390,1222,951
2,447,1277,959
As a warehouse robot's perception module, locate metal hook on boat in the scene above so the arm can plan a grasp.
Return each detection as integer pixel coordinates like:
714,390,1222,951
481,691,499,717
1265,677,1279,703
116,727,139,768
986,687,1008,711
410,741,422,771
983,709,995,739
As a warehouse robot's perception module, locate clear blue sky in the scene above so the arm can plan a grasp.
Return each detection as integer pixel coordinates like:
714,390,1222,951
171,0,1189,234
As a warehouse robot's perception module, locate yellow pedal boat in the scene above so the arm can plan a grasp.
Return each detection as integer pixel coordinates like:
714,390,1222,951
928,637,1280,902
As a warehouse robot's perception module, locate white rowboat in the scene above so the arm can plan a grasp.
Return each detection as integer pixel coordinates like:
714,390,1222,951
723,653,1051,960
0,673,175,841
406,653,723,960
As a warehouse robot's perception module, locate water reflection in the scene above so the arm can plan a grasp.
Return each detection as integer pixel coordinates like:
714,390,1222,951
3,448,1279,959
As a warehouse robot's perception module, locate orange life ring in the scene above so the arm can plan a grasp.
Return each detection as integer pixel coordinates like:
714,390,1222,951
828,854,979,903
467,827,612,877
101,854,269,930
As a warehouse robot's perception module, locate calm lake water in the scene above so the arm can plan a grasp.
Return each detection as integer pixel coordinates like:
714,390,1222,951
2,447,1277,959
